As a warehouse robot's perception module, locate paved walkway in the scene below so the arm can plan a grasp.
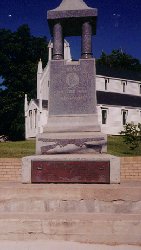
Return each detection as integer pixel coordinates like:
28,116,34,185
0,241,140,250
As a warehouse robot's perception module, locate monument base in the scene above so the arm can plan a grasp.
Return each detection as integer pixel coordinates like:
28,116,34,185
43,114,101,133
36,132,107,155
22,154,120,184
31,160,110,184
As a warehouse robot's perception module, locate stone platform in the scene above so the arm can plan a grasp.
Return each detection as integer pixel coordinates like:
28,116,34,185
0,182,140,245
22,154,120,184
0,213,141,244
0,241,140,250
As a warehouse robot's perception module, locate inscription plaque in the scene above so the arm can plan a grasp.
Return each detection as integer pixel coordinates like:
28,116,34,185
49,59,97,115
31,161,110,184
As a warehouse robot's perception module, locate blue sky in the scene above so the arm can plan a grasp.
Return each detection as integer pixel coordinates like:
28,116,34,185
0,0,141,61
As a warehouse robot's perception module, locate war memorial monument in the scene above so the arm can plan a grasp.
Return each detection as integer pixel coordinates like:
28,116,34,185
22,0,120,184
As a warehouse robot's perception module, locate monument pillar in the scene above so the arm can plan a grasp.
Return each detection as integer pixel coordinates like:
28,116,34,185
22,0,120,185
81,21,93,59
53,22,64,60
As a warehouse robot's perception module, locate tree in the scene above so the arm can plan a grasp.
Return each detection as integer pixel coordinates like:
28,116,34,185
97,50,141,72
0,25,48,140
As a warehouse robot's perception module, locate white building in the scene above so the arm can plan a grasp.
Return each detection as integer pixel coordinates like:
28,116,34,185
25,41,141,139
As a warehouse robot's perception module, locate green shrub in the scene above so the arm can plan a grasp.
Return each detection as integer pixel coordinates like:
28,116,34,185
120,122,141,150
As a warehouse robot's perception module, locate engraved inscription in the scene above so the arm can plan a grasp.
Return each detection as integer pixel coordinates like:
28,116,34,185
66,73,79,89
49,60,96,115
31,161,110,184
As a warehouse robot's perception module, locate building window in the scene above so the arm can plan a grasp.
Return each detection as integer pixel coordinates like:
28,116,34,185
122,110,128,125
34,109,37,128
102,109,108,124
139,84,141,94
29,110,32,129
105,78,109,90
51,48,53,59
122,81,127,93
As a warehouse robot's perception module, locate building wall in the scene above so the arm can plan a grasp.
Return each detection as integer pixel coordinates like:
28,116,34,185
25,102,39,139
0,158,141,182
40,109,48,134
40,63,50,100
26,108,48,139
96,75,141,96
97,105,141,135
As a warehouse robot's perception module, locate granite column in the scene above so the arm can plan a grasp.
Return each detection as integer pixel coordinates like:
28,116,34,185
81,21,93,59
53,22,64,60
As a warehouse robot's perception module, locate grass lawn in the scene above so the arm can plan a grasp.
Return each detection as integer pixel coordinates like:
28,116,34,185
0,140,35,158
0,136,141,158
108,136,141,156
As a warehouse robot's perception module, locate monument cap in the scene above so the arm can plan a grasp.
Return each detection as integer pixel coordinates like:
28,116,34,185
47,0,97,36
51,0,92,11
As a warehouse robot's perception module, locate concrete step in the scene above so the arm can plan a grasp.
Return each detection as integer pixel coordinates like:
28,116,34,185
1,197,141,213
0,241,141,250
0,213,140,245
0,183,140,213
0,182,140,201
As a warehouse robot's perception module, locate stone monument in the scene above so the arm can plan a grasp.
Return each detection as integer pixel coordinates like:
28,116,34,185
22,0,120,184
37,0,106,155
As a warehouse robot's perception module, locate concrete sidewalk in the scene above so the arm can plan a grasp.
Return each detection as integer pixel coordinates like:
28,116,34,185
0,241,140,250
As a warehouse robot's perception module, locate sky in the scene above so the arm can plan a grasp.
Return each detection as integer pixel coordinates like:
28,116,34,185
0,0,141,61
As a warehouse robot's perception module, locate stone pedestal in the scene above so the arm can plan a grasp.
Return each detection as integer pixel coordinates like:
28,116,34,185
22,154,120,184
35,58,106,156
36,58,107,156
36,132,107,155
44,59,99,133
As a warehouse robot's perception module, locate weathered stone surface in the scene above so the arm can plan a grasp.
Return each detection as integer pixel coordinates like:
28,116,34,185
0,241,141,250
1,199,141,214
0,213,140,245
36,132,107,154
0,199,46,213
0,182,141,214
0,182,141,201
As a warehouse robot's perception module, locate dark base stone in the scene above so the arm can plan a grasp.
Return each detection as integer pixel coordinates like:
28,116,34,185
22,154,120,184
31,160,110,184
